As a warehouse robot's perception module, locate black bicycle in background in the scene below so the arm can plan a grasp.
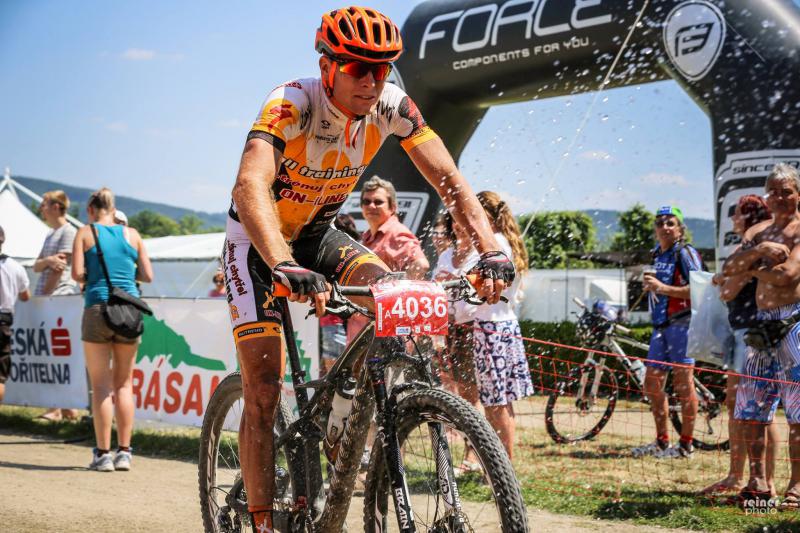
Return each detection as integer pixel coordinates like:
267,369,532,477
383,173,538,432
198,276,528,533
545,297,729,451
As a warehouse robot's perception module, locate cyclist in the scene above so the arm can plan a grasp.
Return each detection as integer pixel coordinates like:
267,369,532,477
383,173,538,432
632,206,702,459
222,7,514,532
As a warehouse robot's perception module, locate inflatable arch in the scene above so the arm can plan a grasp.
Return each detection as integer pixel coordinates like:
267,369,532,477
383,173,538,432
360,0,800,261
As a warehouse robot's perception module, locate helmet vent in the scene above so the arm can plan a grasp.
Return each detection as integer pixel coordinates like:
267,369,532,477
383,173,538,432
326,28,340,47
338,18,352,39
355,18,368,43
372,21,382,42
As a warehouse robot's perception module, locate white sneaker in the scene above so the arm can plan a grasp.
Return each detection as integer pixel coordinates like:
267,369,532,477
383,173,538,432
630,441,665,458
653,444,693,459
113,450,132,471
89,450,115,472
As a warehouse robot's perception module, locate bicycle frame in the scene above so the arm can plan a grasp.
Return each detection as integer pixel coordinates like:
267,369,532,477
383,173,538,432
272,296,463,532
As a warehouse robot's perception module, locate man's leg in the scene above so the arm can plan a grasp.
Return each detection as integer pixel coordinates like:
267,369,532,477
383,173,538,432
643,367,670,443
237,332,285,532
701,375,746,493
766,421,780,496
744,421,771,492
672,366,698,448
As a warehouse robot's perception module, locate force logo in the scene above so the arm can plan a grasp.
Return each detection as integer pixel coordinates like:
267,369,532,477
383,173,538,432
263,291,276,310
338,245,354,259
663,1,726,82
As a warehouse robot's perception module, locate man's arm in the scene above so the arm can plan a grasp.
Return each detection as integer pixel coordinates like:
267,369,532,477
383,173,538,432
407,138,500,254
406,255,430,280
718,273,752,302
231,139,295,268
748,241,800,286
18,289,30,302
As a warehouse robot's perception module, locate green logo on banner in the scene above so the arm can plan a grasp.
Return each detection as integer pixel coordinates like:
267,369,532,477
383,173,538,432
138,315,227,371
285,334,311,383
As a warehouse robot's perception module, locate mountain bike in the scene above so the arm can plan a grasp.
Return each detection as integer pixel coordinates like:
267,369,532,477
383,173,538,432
545,297,729,451
198,276,528,532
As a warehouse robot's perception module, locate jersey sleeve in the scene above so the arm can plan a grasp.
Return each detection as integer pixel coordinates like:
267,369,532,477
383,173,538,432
384,85,439,152
679,245,704,274
248,80,310,152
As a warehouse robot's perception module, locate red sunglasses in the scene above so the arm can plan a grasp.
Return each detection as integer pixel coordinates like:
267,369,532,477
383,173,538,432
332,58,393,81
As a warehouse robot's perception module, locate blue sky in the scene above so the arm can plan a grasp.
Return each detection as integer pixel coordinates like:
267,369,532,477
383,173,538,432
0,1,728,219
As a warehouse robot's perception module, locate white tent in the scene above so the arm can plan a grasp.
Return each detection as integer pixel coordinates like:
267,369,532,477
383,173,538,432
0,171,55,263
142,233,225,298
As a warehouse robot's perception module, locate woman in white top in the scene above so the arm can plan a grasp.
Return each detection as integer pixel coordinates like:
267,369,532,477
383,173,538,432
436,192,534,462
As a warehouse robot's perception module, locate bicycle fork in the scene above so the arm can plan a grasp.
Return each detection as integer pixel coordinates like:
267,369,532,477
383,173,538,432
368,356,417,533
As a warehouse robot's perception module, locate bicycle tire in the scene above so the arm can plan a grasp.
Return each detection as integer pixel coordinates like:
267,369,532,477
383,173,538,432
545,363,618,444
362,388,528,533
668,369,730,451
198,372,300,533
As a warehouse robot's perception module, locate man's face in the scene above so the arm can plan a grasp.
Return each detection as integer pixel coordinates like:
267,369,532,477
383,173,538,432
322,57,387,116
361,188,393,227
654,215,681,245
39,199,58,219
765,177,800,216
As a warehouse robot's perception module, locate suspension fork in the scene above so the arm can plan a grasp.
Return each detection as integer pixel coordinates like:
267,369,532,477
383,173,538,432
368,356,416,533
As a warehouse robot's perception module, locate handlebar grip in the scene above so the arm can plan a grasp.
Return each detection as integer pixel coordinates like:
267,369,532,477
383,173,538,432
572,296,586,309
615,324,632,334
272,283,291,297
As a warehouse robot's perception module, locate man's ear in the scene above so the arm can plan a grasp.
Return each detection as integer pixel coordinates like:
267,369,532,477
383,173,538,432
319,56,330,77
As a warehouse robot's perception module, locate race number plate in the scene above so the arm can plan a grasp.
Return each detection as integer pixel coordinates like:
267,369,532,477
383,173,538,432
371,280,448,337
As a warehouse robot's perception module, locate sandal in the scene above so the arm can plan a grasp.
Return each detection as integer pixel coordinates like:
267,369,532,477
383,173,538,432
455,461,482,477
37,409,63,422
726,488,773,509
779,490,800,511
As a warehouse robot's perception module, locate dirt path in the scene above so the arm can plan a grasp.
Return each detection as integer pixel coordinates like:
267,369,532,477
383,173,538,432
0,431,689,532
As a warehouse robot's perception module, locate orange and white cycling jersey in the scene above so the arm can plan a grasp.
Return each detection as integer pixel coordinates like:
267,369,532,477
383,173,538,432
228,77,438,242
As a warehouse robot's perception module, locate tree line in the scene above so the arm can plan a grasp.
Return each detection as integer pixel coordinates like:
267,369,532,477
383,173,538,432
518,203,692,269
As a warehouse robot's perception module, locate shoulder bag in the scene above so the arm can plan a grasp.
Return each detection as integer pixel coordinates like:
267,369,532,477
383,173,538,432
90,224,152,339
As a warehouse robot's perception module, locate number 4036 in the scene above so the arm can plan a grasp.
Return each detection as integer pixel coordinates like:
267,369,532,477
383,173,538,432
389,295,447,320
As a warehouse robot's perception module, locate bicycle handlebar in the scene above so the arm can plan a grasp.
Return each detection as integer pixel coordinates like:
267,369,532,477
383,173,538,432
271,274,480,298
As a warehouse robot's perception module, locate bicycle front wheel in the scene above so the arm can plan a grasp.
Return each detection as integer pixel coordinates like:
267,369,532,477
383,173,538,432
545,363,618,444
198,372,299,533
363,388,528,533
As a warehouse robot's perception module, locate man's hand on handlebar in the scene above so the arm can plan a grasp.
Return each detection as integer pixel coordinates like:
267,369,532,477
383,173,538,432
470,250,516,304
271,261,331,317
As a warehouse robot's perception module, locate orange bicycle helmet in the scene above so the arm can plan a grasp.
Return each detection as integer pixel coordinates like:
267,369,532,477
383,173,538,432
315,6,403,63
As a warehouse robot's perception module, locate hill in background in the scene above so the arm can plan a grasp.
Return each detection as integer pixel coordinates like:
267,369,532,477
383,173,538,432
14,175,227,229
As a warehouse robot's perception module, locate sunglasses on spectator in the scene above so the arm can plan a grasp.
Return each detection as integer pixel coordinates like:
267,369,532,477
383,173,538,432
655,217,679,228
214,278,224,284
332,57,393,81
361,198,386,207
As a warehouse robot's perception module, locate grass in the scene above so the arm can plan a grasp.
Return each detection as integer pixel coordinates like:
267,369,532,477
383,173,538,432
0,405,200,460
5,399,800,532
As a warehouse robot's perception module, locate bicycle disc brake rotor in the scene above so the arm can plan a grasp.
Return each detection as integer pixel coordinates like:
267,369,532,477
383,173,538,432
429,509,475,533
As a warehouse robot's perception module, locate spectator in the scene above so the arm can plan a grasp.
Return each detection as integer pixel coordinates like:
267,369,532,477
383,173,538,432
208,269,226,298
702,194,778,497
430,213,452,256
71,188,153,472
470,192,533,461
723,163,800,509
360,176,429,278
429,214,457,394
114,209,128,226
0,225,31,403
631,205,702,459
33,190,80,422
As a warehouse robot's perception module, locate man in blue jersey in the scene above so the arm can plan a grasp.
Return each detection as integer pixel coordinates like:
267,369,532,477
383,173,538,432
632,206,702,459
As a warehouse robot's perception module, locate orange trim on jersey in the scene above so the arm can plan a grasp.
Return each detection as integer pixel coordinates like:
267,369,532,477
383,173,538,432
251,98,299,142
399,126,438,152
338,253,388,285
233,321,283,344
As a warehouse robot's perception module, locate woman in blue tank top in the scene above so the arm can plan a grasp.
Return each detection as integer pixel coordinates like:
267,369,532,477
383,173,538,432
71,188,153,472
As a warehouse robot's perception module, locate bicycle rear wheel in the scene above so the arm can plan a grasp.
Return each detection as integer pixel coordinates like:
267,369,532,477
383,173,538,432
545,363,618,444
363,388,528,533
198,372,299,532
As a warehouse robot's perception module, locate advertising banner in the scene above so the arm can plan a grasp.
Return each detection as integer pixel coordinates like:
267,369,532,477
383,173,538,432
5,295,89,409
6,296,319,427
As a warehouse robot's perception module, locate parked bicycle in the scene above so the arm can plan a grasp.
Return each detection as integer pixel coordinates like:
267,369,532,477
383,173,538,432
199,276,528,532
545,297,729,451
